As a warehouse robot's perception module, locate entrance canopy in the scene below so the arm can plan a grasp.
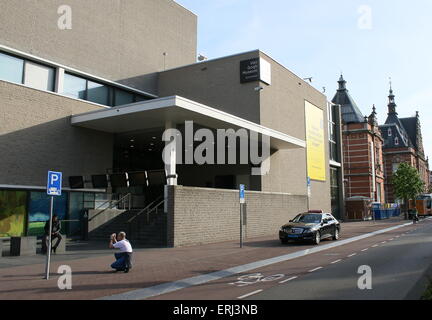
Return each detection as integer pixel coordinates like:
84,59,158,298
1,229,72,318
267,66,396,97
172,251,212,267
71,96,305,150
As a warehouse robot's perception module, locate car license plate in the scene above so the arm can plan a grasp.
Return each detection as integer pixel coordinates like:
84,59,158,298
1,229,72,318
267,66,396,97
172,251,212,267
288,234,299,238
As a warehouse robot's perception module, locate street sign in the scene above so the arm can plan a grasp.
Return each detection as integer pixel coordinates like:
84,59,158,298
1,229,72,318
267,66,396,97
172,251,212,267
239,184,245,204
45,171,62,280
47,171,62,196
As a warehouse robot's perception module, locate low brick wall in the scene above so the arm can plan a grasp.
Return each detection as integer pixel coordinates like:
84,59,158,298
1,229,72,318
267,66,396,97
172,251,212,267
166,186,307,247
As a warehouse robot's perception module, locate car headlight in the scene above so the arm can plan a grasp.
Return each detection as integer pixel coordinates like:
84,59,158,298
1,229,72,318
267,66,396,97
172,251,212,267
303,228,314,233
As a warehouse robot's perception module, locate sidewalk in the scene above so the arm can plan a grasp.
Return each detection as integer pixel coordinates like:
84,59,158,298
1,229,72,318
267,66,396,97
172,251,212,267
0,217,414,300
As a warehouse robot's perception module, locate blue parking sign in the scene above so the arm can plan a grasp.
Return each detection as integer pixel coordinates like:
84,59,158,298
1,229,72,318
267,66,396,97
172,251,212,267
47,171,62,196
239,184,245,203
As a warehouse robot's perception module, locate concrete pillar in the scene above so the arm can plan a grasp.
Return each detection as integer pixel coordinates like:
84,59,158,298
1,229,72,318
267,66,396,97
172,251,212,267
164,121,178,186
10,237,36,256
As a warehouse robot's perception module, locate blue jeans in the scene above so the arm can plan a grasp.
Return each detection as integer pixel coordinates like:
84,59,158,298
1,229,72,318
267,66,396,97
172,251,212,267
111,252,132,271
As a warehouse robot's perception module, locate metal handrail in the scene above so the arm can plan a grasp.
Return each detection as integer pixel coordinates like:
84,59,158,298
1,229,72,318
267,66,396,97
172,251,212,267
88,193,131,222
126,195,164,224
93,194,123,211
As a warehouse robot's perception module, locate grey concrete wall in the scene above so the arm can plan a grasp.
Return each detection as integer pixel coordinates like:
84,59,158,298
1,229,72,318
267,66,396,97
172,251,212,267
158,51,261,124
167,185,307,247
0,0,197,94
88,209,125,233
159,51,331,212
0,81,113,187
259,52,331,212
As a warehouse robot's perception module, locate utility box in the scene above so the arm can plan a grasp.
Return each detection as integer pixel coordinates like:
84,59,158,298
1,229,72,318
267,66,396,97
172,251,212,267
345,197,373,221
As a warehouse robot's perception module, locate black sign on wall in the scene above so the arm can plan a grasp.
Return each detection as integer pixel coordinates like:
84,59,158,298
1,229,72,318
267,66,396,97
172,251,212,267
240,58,260,83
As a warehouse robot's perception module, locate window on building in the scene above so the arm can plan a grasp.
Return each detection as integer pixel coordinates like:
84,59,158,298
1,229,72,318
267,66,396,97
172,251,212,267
135,94,150,102
376,182,382,202
24,61,55,91
392,163,400,173
63,73,87,99
395,137,399,145
328,103,339,162
0,52,24,84
388,128,392,136
114,89,135,106
330,167,341,219
87,80,110,105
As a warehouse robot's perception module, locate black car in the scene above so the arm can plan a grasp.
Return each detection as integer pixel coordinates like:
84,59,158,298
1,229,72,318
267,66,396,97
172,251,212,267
279,211,341,245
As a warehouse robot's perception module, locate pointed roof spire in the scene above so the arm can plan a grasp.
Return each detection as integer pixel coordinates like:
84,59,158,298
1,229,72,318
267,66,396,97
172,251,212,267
388,78,397,115
368,104,378,127
332,74,364,123
338,73,347,91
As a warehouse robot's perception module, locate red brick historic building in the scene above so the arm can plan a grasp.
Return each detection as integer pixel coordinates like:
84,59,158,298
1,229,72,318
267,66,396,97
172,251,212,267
332,76,385,203
379,86,430,202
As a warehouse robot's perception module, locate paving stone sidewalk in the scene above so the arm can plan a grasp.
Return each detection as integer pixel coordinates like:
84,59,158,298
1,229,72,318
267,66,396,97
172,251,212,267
0,217,412,300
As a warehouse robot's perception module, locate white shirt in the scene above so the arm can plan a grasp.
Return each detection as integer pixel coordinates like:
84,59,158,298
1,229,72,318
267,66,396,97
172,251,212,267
113,239,133,253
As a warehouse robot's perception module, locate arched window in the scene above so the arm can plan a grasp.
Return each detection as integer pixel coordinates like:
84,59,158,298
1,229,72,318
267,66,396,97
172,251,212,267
395,137,399,145
388,128,392,136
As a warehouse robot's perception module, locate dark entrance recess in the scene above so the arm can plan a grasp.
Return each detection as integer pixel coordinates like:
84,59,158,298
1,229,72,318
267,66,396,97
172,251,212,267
112,129,166,208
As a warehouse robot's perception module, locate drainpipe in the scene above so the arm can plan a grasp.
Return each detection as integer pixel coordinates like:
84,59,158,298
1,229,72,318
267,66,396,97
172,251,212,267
370,139,376,201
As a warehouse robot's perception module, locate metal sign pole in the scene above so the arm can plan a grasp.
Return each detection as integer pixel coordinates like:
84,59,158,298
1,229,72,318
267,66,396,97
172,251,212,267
240,203,243,248
44,196,54,280
239,184,245,248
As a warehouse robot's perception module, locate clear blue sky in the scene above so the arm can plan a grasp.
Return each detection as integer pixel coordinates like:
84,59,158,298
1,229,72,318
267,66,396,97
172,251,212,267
176,0,432,160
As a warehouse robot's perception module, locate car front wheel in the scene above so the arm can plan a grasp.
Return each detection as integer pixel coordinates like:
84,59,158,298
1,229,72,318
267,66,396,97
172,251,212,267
333,228,339,241
281,239,288,244
313,232,321,245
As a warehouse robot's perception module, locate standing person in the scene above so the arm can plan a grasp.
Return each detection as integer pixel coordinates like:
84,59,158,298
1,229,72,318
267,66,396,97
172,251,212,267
109,232,133,273
42,214,62,254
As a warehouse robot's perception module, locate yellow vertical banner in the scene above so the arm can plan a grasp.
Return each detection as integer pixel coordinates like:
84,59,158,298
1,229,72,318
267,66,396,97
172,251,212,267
305,101,326,181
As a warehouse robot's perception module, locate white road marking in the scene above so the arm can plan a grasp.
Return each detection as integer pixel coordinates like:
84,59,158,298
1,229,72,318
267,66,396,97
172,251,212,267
279,276,298,284
361,248,369,252
348,253,357,257
99,221,414,300
308,267,323,273
389,238,394,241
381,241,387,244
331,259,342,264
372,244,379,248
238,290,263,299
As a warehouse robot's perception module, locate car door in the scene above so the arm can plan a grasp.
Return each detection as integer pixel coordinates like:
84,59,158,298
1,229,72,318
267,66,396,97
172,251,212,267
322,214,333,238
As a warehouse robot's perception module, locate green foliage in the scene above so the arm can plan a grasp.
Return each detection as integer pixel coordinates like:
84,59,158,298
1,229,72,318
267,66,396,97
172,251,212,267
422,278,432,300
392,162,424,203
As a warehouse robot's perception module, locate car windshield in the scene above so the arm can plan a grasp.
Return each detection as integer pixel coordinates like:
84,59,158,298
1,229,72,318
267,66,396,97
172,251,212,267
292,214,322,224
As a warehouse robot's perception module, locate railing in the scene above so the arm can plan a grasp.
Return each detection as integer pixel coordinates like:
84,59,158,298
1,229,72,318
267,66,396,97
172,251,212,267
88,193,132,222
126,196,165,237
127,196,164,224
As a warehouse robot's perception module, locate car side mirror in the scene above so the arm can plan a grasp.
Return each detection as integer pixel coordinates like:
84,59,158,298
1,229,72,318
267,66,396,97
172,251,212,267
289,220,293,222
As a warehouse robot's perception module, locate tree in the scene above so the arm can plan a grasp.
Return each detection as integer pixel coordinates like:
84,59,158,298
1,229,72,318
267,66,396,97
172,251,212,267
392,162,425,219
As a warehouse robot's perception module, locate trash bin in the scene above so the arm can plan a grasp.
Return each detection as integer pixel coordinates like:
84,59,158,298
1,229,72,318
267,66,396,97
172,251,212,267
372,203,382,220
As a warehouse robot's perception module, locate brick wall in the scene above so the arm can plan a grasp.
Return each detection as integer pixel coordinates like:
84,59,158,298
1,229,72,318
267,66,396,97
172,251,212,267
0,81,113,187
166,185,307,247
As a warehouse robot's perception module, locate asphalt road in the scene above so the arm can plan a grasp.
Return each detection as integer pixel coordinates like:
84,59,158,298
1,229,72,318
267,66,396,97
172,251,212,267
250,220,432,300
149,218,432,300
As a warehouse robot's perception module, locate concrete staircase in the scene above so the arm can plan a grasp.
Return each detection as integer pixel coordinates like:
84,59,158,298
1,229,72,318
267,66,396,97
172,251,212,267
88,208,167,247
